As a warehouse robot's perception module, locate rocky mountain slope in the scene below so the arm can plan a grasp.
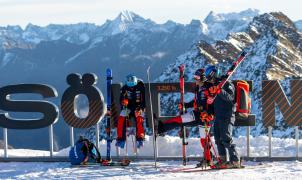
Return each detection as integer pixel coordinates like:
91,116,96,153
158,12,302,138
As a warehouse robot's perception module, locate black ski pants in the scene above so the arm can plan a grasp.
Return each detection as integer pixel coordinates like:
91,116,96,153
213,117,239,162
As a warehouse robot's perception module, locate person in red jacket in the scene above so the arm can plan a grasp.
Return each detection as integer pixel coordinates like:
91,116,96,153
116,74,146,149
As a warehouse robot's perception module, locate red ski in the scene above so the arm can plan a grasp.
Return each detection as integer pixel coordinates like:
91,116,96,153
210,51,247,102
178,64,188,166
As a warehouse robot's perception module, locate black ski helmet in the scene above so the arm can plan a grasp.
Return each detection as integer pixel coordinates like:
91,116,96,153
194,68,206,82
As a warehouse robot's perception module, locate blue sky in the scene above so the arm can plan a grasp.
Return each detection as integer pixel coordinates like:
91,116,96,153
0,0,300,27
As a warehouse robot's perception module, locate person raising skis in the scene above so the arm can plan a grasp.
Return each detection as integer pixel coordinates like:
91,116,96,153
205,65,240,168
116,74,146,149
157,69,215,164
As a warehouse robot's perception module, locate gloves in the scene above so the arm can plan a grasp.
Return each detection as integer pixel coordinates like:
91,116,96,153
135,108,143,117
200,112,214,122
207,96,214,105
105,110,111,116
121,99,129,106
178,103,183,111
207,85,221,104
209,85,221,95
178,103,188,111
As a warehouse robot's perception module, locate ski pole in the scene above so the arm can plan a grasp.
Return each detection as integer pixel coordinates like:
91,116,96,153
147,66,158,168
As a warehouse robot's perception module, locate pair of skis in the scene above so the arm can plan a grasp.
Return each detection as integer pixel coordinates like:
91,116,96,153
104,69,131,167
160,162,246,173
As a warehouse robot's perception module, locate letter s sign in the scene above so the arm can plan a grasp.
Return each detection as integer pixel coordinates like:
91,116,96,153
0,84,59,129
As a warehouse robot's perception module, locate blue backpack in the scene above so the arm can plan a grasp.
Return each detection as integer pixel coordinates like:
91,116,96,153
69,139,100,165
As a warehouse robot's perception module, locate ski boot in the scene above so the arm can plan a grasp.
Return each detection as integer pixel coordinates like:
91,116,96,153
120,158,131,166
115,139,126,148
211,156,227,169
196,159,211,169
225,158,244,169
136,139,144,148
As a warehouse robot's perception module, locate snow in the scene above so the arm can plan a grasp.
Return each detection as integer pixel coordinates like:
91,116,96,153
1,53,15,67
1,161,302,179
1,134,302,179
79,33,90,44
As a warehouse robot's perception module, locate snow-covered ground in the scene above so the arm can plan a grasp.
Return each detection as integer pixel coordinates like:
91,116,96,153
0,161,302,179
1,135,302,179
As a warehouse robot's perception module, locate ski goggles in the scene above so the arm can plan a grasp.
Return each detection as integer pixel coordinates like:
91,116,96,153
194,75,206,82
126,75,138,87
194,75,201,80
126,76,136,82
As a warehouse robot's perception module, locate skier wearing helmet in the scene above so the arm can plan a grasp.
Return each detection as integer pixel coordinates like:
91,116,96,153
116,74,146,149
157,68,215,165
205,65,240,168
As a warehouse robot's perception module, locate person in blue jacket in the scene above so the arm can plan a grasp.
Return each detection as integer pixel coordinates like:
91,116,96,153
69,136,101,165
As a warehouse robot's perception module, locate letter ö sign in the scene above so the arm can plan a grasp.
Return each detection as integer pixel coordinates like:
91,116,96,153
0,73,105,129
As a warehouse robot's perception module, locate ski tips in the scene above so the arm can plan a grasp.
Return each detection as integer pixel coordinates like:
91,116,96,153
178,64,185,71
106,68,112,77
240,51,247,57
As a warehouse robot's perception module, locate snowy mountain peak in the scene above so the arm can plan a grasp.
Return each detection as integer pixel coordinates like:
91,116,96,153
239,8,260,18
204,11,221,24
202,9,260,40
24,23,40,31
102,10,155,35
189,19,202,26
204,8,259,24
113,10,151,26
252,12,296,30
116,10,135,24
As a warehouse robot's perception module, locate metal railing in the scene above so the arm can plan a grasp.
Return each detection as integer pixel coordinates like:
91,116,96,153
1,125,301,162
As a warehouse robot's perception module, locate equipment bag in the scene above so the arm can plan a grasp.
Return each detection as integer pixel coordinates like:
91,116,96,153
234,80,251,118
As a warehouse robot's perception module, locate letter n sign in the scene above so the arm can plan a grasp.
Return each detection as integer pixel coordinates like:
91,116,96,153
262,80,302,127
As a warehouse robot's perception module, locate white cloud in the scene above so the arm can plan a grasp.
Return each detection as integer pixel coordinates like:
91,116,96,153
0,0,300,28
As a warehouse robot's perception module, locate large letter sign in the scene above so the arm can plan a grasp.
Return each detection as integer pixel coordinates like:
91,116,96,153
61,73,106,128
0,84,59,129
262,80,302,127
